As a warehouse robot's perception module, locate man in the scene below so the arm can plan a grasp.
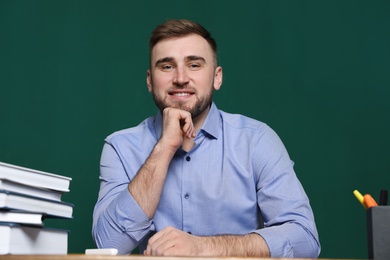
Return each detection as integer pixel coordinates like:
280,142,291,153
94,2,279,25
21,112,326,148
92,19,320,258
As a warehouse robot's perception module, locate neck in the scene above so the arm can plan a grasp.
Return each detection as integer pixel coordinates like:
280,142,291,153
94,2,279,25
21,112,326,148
192,105,211,133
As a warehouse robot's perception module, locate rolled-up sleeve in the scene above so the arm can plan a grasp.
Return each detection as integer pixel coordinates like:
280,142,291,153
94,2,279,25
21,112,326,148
92,141,154,254
253,125,320,258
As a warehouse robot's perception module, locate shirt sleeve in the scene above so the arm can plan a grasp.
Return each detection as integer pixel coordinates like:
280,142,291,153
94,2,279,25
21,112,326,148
252,125,321,258
92,141,154,255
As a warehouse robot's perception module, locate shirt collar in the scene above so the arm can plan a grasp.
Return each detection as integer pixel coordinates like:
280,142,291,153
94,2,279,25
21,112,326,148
200,102,220,139
153,102,220,140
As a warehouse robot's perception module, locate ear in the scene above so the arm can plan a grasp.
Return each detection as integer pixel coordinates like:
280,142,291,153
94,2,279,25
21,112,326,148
213,66,223,91
146,70,152,92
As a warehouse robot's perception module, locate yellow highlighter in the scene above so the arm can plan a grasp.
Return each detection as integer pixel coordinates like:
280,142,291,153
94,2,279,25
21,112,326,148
353,190,367,209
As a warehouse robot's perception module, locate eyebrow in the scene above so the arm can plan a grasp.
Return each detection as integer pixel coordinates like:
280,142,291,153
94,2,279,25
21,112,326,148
185,55,206,63
154,55,206,67
154,57,174,67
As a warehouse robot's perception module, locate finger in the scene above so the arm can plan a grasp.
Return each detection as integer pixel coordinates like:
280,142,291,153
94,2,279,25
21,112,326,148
180,117,195,138
183,124,194,138
154,238,177,256
146,238,174,256
145,228,171,255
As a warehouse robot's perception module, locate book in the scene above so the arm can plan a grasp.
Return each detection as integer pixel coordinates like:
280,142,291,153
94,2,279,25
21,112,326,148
0,210,43,226
0,222,68,255
0,162,71,192
0,190,73,219
0,179,63,202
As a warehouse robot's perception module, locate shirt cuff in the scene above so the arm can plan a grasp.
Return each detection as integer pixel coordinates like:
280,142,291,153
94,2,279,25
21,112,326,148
256,224,294,258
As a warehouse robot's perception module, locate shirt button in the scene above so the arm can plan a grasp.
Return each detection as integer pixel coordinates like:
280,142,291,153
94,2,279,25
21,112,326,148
184,193,190,199
186,156,191,162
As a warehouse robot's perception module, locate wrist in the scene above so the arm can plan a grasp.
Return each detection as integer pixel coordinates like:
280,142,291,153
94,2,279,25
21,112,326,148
153,140,177,160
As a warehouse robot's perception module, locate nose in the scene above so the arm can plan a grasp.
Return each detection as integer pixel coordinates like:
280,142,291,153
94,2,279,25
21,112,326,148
173,66,189,86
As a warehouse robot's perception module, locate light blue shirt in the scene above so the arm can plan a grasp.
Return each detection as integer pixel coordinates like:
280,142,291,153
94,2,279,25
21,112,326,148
92,102,320,258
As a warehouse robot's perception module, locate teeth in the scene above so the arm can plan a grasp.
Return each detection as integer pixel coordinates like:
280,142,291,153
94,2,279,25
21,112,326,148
174,93,190,96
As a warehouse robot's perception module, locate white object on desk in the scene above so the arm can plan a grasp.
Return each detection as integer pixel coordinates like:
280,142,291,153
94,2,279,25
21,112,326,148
85,248,118,255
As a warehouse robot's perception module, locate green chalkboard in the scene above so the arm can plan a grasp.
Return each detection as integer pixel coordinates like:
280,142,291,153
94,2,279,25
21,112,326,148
1,1,389,258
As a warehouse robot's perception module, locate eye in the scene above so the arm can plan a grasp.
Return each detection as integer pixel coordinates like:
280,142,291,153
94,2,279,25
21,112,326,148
188,63,201,70
159,64,174,71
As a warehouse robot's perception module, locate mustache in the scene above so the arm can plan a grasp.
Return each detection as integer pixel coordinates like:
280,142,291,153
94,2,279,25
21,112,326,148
168,85,196,94
172,82,189,88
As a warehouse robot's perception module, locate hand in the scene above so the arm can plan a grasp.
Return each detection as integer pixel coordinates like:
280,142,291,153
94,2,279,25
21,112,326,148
160,108,196,152
144,226,201,256
144,226,270,257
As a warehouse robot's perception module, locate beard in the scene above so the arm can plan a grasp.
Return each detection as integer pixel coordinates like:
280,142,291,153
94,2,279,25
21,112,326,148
152,86,213,121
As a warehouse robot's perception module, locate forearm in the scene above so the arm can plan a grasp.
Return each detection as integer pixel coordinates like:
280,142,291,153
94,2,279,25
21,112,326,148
128,141,175,219
199,233,269,257
129,108,196,219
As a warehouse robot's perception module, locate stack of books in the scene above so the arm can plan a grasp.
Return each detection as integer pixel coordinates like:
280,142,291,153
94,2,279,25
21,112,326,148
0,161,73,255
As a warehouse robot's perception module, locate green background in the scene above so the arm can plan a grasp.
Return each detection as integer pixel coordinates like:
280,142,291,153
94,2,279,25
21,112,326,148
1,0,389,258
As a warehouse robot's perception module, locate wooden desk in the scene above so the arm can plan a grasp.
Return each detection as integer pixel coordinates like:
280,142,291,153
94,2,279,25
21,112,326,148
0,255,360,260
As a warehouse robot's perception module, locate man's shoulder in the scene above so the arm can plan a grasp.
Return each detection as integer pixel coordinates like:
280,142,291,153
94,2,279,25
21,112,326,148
105,116,155,143
218,110,284,149
219,110,268,131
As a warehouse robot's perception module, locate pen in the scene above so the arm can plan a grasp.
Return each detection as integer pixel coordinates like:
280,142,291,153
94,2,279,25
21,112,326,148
363,194,378,209
353,190,366,209
379,189,388,206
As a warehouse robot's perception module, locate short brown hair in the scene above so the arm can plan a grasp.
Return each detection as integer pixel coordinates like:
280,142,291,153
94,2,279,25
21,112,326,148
149,19,217,65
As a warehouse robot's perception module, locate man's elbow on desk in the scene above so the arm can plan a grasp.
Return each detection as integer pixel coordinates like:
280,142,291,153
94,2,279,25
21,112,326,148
257,223,320,258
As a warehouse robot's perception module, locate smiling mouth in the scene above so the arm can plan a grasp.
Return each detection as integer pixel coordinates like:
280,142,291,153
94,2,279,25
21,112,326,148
168,89,195,97
171,92,191,97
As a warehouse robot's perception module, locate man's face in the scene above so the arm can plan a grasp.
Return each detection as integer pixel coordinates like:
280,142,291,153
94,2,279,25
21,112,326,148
147,34,222,121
